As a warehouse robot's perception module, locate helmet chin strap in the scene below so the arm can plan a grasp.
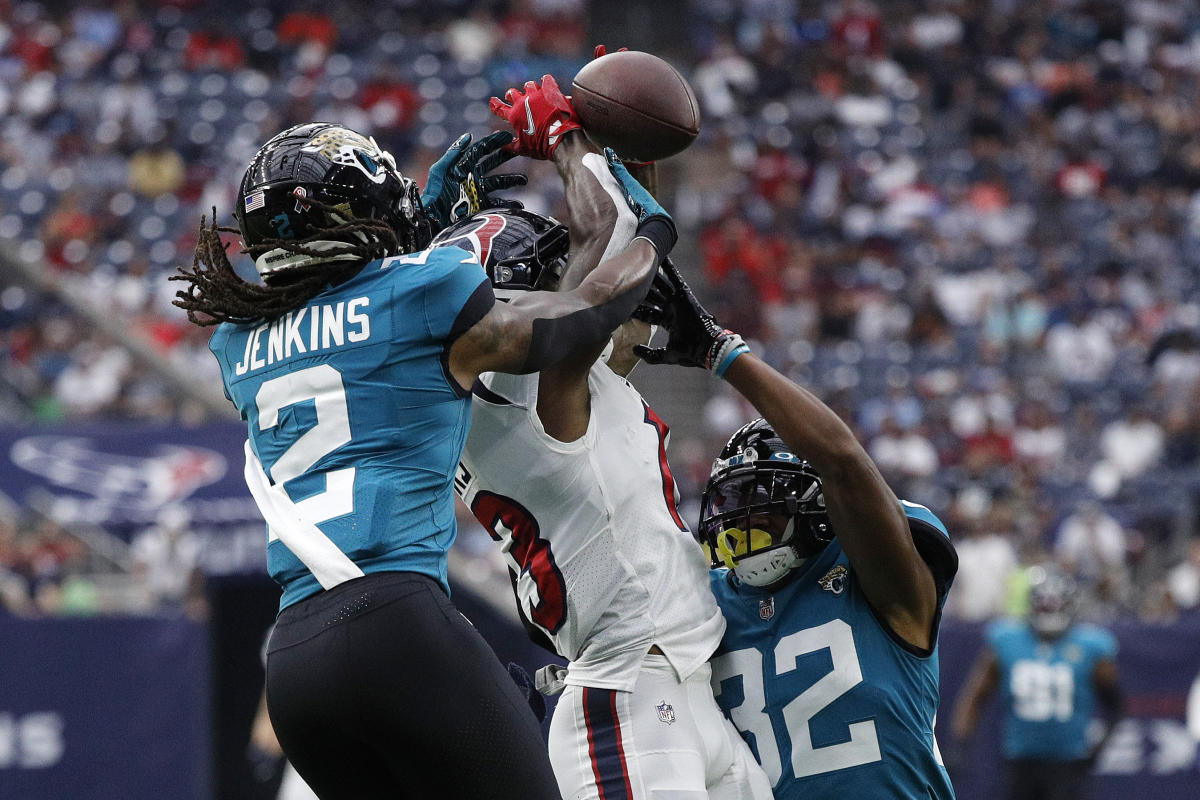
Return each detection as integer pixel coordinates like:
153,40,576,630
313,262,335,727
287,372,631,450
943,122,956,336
256,241,365,280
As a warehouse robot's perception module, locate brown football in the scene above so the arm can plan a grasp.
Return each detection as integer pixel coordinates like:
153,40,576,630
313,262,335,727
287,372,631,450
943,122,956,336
571,50,701,163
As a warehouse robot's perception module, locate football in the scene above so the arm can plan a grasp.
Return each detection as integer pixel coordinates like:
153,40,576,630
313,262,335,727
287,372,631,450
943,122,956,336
571,50,701,163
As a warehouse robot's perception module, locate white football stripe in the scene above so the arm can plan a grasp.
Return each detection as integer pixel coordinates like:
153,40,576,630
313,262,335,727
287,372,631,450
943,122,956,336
243,442,364,590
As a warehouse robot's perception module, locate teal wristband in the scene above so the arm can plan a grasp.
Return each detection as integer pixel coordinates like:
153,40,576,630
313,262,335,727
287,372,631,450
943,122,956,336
714,343,750,377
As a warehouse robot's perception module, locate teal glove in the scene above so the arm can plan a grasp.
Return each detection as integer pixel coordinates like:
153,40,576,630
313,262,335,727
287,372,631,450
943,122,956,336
421,131,527,230
603,147,670,224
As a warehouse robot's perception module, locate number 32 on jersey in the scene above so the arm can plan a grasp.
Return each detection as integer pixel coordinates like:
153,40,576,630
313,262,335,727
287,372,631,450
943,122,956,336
711,619,882,784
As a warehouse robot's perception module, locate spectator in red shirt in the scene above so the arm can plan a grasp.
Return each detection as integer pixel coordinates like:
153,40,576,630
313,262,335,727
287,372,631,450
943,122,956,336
359,65,422,131
831,0,885,59
700,216,785,304
277,10,337,51
184,30,245,71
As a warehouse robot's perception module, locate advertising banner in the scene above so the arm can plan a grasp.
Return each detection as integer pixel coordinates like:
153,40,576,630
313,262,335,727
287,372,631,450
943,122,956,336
0,616,210,800
0,422,265,574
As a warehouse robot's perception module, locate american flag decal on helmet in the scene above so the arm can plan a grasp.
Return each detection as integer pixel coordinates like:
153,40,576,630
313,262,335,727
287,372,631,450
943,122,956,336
244,191,265,212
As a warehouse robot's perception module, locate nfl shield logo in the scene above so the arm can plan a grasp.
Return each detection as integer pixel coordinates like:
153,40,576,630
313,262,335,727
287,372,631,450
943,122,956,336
759,597,775,620
656,701,675,725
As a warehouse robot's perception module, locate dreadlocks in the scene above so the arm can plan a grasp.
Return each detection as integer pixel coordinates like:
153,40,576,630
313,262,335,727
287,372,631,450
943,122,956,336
171,202,400,327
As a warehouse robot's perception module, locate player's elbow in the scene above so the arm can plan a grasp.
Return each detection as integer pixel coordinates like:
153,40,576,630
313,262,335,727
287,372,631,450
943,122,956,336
812,438,872,484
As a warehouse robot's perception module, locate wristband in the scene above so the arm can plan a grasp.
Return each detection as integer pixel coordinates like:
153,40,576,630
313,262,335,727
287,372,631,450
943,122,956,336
633,215,677,260
710,332,749,377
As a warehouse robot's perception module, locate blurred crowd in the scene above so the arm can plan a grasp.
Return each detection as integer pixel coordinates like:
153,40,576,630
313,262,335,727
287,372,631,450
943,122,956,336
1,0,1200,622
0,500,207,617
666,0,1200,623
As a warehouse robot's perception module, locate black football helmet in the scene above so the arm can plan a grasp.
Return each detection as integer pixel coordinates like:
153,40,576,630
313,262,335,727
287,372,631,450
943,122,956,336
234,122,433,282
1027,565,1078,637
698,418,833,586
429,208,569,299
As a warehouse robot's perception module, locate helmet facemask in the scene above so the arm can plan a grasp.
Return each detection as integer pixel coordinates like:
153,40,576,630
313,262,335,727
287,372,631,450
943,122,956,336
699,440,833,587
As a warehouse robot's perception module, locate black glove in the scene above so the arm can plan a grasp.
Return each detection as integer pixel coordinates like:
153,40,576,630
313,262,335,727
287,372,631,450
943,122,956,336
420,131,527,230
505,661,547,723
631,265,677,325
633,258,750,375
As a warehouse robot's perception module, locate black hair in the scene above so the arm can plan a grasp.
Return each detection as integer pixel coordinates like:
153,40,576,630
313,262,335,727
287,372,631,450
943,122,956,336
170,202,398,327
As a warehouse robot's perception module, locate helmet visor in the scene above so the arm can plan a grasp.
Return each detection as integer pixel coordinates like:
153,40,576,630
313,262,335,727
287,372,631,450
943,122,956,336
701,469,808,520
699,469,805,566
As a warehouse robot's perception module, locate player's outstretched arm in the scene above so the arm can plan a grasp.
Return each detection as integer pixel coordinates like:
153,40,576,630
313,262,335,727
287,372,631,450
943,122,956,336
447,161,675,386
641,261,939,649
535,131,658,438
720,354,938,646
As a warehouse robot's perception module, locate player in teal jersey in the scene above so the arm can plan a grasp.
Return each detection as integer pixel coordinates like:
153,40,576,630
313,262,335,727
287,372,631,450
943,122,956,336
172,116,677,799
635,262,959,799
951,566,1122,800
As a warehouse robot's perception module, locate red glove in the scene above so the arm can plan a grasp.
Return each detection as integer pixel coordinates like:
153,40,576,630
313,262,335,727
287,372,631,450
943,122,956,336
489,74,582,160
592,44,628,59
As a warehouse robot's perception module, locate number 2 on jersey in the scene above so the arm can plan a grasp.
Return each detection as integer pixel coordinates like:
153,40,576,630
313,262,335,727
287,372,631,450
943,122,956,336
256,364,355,524
711,619,881,784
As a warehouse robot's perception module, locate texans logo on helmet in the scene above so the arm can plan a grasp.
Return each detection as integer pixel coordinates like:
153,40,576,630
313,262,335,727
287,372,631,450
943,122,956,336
434,213,508,266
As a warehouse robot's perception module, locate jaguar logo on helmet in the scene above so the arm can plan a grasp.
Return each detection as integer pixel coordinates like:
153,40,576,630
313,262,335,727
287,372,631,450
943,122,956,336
300,129,393,184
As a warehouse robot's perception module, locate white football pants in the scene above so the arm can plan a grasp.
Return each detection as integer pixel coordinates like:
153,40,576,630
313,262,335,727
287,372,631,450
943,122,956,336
548,655,773,800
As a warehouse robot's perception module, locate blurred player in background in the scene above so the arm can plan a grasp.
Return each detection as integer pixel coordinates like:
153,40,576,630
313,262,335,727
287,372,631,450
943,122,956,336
447,74,772,800
172,119,676,798
637,262,959,799
951,565,1122,800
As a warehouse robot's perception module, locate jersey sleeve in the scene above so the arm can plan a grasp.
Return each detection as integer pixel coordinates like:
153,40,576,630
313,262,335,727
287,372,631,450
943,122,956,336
901,499,959,602
207,324,236,403
419,248,495,342
477,371,535,408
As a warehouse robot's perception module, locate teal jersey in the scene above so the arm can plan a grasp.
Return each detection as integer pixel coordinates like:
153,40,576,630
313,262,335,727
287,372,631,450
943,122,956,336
710,501,957,800
209,248,493,610
987,619,1117,760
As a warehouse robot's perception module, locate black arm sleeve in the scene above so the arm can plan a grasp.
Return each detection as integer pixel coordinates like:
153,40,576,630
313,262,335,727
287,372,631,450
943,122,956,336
519,251,658,373
517,215,673,373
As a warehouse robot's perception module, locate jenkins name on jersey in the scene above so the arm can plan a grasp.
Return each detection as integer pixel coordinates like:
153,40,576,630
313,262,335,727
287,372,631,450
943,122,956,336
210,246,492,609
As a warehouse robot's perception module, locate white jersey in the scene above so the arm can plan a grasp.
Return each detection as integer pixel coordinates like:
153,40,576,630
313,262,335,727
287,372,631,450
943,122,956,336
455,362,726,692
